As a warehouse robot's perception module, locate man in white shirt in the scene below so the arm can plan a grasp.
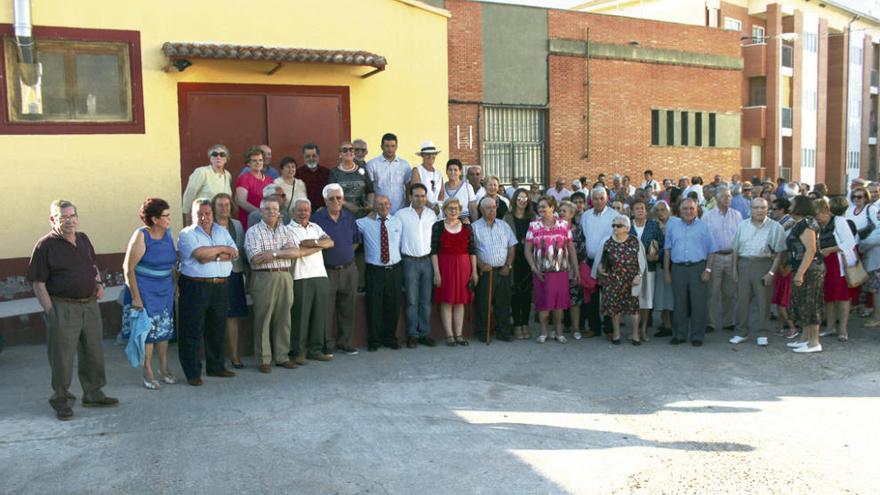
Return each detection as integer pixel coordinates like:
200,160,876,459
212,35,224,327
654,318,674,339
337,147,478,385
684,176,706,205
366,133,411,214
396,183,439,349
547,176,572,202
467,165,486,203
703,187,742,333
288,198,335,364
580,186,616,337
641,169,660,194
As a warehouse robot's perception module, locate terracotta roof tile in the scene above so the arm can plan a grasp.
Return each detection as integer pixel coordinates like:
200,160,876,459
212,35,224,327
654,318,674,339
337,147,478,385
161,42,387,69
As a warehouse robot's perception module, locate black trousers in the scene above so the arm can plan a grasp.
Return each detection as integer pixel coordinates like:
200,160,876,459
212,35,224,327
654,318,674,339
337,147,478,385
365,263,403,346
510,258,533,326
178,276,229,380
474,267,512,339
584,257,612,334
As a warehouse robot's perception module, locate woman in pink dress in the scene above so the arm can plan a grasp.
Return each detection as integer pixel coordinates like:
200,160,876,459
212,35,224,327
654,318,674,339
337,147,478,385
234,146,274,229
523,196,579,344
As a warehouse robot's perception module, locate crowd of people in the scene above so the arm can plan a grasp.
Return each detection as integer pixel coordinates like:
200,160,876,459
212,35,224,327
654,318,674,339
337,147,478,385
26,132,880,421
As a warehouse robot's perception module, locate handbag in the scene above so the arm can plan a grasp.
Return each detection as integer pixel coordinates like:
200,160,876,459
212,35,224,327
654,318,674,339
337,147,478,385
845,260,869,288
858,205,875,240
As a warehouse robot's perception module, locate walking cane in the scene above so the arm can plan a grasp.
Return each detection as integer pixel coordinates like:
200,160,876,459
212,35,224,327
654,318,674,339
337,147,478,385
486,269,494,345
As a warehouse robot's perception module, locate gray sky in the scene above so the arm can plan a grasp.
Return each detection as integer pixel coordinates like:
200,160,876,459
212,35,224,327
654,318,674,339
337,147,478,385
481,0,877,16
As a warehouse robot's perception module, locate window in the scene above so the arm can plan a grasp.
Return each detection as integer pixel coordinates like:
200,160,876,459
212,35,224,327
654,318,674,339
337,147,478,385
0,25,144,134
695,112,703,146
751,25,766,44
724,17,742,32
709,113,717,147
681,111,689,146
482,106,546,185
651,109,660,145
666,111,675,145
748,77,767,106
751,145,763,168
804,32,818,53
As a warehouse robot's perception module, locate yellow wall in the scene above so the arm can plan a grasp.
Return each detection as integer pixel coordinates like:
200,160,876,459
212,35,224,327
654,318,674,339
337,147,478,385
0,0,449,259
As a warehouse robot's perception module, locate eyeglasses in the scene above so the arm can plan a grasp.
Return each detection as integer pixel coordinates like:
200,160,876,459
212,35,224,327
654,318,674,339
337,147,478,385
327,196,343,201
852,195,865,200
341,147,355,153
430,179,436,191
210,152,227,158
612,224,625,228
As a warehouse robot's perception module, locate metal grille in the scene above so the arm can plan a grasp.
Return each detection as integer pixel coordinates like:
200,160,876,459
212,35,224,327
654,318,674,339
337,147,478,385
482,106,546,185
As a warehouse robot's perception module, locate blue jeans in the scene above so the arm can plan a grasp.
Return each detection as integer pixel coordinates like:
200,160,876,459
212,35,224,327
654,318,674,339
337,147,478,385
403,257,433,337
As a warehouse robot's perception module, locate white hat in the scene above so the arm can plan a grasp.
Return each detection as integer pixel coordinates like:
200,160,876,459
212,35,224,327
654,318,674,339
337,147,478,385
415,140,441,156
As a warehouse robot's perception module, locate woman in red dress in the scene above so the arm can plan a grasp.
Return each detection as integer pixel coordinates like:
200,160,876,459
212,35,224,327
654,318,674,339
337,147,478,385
431,198,478,346
234,146,274,229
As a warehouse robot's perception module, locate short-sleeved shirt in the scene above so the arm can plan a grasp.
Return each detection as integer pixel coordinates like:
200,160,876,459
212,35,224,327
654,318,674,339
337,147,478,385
471,218,517,267
26,231,99,299
312,208,359,267
664,217,717,264
366,155,412,214
329,165,374,213
732,216,787,259
298,165,331,209
356,215,403,266
178,224,236,278
525,217,573,273
244,220,297,270
288,221,329,280
413,164,444,206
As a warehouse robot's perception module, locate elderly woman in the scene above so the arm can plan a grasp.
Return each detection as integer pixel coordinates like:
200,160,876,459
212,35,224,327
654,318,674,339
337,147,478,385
274,156,308,219
786,196,826,353
181,145,232,224
558,201,586,339
442,159,477,222
504,188,535,339
524,196,579,344
846,186,874,316
120,198,177,389
432,198,478,346
478,176,510,219
815,197,857,342
860,211,880,327
631,200,661,342
650,200,675,336
212,193,247,369
593,215,646,345
234,146,274,229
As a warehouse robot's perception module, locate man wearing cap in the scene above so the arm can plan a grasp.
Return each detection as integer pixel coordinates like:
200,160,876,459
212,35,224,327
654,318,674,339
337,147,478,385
366,133,411,214
28,199,119,420
248,184,290,229
410,140,445,213
731,182,753,219
312,183,360,356
395,183,439,348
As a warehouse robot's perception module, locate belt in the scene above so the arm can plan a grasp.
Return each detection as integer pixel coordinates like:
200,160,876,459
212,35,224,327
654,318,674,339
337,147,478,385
739,256,772,261
368,263,399,270
252,268,289,273
672,261,706,267
52,296,95,304
402,254,430,260
715,250,733,255
325,262,354,270
182,275,228,284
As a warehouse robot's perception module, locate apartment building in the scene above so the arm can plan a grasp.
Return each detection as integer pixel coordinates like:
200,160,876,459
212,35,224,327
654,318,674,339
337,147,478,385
574,0,880,193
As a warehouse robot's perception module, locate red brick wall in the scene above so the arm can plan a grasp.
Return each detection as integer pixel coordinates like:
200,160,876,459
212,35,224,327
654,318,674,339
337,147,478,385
446,0,483,102
826,33,849,194
448,103,481,165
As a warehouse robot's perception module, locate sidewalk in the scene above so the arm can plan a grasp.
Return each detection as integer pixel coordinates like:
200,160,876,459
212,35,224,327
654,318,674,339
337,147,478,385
2,325,879,494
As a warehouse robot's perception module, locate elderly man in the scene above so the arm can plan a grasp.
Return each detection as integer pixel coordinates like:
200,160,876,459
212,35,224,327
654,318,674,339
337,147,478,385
288,198,335,364
580,186,616,337
366,133,411,214
664,198,717,346
729,198,787,346
27,200,118,420
356,195,404,351
548,176,572,202
472,196,517,342
395,183,439,348
178,199,239,385
312,184,360,356
299,143,330,209
703,186,742,333
731,181,753,219
468,165,486,203
702,185,717,211
239,144,279,179
245,197,299,373
353,138,369,167
248,183,290,229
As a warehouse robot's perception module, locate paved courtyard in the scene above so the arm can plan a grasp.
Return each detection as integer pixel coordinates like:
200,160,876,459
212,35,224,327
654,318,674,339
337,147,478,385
2,320,880,494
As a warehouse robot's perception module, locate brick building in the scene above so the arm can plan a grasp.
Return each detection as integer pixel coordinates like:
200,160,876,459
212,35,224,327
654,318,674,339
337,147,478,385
439,0,744,187
574,0,880,194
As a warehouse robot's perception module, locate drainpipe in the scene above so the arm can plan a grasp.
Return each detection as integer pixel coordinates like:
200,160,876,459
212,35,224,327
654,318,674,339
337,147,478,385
13,0,39,86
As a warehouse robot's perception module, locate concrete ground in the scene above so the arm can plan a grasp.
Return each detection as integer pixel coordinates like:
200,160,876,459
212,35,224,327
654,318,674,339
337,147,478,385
2,319,880,495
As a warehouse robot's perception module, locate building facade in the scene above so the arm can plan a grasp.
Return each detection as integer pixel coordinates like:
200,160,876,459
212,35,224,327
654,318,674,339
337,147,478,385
574,0,880,193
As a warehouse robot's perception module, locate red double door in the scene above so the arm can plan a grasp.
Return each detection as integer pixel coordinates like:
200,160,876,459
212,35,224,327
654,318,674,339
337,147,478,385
177,83,351,188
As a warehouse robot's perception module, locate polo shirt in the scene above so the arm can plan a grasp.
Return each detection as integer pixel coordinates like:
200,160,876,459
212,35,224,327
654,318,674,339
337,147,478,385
356,215,403,266
178,223,236,278
26,231,98,299
312,208,359,267
288,221,329,280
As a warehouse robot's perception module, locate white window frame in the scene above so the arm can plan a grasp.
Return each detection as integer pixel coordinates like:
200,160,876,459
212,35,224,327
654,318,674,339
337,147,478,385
724,17,743,32
752,25,766,44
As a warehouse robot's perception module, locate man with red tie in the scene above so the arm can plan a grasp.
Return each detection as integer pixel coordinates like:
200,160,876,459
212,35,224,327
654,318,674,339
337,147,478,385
355,195,404,351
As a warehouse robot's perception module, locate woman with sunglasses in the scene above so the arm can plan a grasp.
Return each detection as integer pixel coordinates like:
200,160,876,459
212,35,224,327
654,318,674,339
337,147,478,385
846,186,875,317
329,142,374,218
181,144,233,224
592,215,646,345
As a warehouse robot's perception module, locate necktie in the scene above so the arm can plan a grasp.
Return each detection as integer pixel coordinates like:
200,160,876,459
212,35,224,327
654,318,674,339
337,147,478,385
380,217,390,264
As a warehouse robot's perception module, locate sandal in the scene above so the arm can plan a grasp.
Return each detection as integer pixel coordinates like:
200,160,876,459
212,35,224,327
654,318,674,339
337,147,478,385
446,337,457,347
143,378,160,390
159,371,177,384
555,334,567,344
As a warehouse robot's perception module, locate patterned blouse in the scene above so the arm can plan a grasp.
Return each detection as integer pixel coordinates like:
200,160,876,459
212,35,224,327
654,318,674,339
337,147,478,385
525,217,573,273
787,217,823,271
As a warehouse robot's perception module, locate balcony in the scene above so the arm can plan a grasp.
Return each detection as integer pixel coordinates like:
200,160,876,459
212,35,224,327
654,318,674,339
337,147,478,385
743,43,767,78
743,106,766,139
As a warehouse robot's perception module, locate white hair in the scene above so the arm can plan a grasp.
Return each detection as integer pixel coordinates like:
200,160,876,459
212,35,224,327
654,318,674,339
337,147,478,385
322,183,344,200
591,186,607,199
613,214,631,230
262,184,282,197
292,197,311,209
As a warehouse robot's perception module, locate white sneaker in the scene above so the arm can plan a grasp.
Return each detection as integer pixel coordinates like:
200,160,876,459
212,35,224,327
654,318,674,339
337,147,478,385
729,335,748,344
792,344,822,353
556,334,568,344
536,335,547,344
756,337,769,346
786,341,808,348
573,331,582,340
819,328,837,337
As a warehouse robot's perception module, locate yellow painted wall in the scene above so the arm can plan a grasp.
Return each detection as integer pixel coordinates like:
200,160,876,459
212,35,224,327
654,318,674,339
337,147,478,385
0,0,449,259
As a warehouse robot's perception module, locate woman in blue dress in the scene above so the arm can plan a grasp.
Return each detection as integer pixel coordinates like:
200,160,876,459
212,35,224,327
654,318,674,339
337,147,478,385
121,198,177,390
